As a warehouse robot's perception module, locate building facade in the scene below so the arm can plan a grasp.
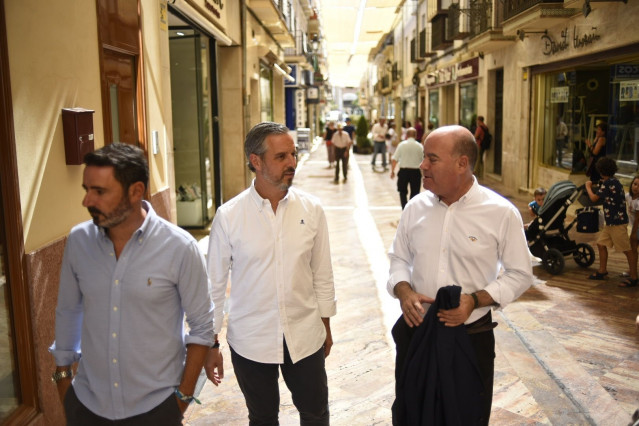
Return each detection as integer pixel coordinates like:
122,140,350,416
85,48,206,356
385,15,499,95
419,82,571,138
0,0,318,424
365,0,639,193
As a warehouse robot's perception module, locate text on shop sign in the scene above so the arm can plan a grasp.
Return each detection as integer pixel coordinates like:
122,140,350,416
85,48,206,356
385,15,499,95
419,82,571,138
542,26,601,56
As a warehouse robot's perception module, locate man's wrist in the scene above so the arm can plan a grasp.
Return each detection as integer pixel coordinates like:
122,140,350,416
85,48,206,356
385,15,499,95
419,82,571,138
174,388,201,405
469,292,479,310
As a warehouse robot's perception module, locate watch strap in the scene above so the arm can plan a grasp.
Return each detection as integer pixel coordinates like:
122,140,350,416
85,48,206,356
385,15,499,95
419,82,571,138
51,369,73,383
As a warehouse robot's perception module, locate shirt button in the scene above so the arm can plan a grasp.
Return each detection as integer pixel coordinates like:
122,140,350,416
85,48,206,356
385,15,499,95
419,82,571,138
114,382,119,388
115,280,119,285
110,252,114,256
113,306,118,311
112,333,117,338
112,358,117,364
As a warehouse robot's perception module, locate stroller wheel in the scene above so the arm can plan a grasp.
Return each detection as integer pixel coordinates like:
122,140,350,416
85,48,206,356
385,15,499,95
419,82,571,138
543,248,565,275
573,243,595,267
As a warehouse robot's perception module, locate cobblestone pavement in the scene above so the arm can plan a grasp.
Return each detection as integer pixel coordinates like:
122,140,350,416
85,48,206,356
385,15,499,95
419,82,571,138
185,140,639,425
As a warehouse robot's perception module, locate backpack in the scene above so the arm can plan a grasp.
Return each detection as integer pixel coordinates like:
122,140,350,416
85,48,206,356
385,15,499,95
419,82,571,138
482,127,492,150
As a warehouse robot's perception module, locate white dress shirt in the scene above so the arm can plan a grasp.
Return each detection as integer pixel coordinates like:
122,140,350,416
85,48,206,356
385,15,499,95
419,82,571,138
388,178,533,324
331,130,352,148
207,182,336,364
392,137,424,169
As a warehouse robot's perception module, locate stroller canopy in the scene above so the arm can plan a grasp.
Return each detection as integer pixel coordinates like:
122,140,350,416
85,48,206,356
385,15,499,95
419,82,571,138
537,180,577,216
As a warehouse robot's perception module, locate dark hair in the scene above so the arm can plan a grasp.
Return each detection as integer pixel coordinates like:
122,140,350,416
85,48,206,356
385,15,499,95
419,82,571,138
477,116,485,122
597,122,608,133
245,122,290,172
534,187,547,197
83,143,149,192
629,173,639,198
596,156,617,177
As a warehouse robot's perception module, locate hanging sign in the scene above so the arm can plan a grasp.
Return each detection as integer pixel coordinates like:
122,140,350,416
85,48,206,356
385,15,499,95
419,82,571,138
551,87,569,103
620,80,639,102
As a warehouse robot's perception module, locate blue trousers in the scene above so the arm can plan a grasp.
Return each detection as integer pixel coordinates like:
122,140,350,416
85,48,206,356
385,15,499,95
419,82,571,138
371,141,387,167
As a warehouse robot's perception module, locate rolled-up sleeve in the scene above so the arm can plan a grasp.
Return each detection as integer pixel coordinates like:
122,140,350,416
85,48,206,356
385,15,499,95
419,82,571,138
207,212,232,335
387,214,413,298
311,206,336,318
49,238,83,366
483,206,533,308
179,241,215,347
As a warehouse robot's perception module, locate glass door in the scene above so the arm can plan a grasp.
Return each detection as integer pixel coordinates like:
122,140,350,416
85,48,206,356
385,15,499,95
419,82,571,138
170,26,215,227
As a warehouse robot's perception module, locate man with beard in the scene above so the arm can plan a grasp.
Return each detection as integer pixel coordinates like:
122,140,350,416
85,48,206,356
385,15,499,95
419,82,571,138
50,143,214,425
388,126,532,425
205,122,336,425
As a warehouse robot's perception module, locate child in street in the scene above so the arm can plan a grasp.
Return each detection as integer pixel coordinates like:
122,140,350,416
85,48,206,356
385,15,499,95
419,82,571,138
528,187,547,219
585,157,638,287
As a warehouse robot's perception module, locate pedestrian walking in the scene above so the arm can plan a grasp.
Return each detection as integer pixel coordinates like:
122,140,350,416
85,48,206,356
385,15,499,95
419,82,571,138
331,123,353,183
371,117,388,170
205,122,337,425
388,125,533,425
50,143,214,425
390,127,423,209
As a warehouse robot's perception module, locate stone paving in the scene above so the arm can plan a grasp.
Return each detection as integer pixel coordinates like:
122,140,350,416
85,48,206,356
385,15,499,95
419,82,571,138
185,140,639,425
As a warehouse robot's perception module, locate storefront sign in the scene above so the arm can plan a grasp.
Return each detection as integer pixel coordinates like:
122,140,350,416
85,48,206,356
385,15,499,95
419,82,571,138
542,26,601,56
613,65,639,80
295,89,306,128
551,87,569,103
306,87,319,104
620,80,639,102
426,58,479,88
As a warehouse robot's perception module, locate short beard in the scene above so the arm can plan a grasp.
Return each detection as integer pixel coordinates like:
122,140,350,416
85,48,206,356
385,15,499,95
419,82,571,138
88,197,133,229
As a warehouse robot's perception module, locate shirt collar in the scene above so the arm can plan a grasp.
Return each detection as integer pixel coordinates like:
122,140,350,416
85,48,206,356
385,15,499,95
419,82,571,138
96,200,154,246
249,180,291,212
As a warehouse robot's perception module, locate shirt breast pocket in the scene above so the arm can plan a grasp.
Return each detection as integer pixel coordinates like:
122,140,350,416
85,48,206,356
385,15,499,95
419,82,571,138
123,271,178,305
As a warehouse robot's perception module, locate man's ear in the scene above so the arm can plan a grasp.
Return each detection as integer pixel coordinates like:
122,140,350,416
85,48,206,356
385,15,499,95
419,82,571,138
457,155,469,170
249,153,261,172
128,181,146,202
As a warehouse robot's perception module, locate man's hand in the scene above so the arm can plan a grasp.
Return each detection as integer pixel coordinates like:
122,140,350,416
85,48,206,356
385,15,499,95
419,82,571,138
437,293,474,327
322,318,333,357
204,348,224,386
394,282,434,327
390,170,395,179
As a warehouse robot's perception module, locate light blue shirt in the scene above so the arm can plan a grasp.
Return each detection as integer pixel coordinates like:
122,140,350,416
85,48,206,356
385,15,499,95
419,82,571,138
50,201,214,420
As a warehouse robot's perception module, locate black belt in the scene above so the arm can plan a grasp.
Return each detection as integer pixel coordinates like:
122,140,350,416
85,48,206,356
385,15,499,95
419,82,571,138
465,311,497,335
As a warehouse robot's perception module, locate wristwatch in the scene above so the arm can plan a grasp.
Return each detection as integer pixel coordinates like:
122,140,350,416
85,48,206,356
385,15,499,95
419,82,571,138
51,369,73,383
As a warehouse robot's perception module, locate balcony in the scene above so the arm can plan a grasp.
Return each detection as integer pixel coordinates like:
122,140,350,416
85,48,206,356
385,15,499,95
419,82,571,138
284,30,311,65
392,63,401,82
447,3,470,40
467,0,517,53
248,0,295,48
419,28,437,58
501,0,579,36
431,13,453,50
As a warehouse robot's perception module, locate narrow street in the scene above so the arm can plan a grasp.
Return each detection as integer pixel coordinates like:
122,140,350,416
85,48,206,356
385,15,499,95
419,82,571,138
185,140,639,426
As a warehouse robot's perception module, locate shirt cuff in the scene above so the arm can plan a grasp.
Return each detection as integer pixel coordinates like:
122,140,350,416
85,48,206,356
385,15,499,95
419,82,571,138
185,334,215,348
387,272,412,298
49,346,81,367
317,300,337,318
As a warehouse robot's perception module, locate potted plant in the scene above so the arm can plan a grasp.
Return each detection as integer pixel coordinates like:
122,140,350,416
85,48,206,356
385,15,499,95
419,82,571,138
355,116,372,154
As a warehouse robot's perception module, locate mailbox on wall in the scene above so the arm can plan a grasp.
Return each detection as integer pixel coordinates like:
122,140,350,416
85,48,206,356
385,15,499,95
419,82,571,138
62,108,95,165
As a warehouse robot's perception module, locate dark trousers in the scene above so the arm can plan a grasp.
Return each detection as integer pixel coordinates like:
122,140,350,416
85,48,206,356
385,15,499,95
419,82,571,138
334,147,349,180
64,386,182,426
371,141,387,167
394,313,495,426
397,168,422,209
231,342,329,426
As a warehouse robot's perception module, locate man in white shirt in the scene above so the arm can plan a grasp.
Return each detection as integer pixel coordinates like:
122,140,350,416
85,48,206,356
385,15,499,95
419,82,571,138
390,127,423,209
331,123,353,183
371,117,389,170
205,122,337,425
556,115,569,167
388,125,533,425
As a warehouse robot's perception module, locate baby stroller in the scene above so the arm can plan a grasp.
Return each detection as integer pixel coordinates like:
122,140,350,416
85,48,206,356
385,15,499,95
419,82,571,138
526,180,598,275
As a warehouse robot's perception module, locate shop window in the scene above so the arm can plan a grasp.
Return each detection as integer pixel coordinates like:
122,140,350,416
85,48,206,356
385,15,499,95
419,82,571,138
537,64,639,175
429,91,439,128
459,81,478,131
260,63,273,122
